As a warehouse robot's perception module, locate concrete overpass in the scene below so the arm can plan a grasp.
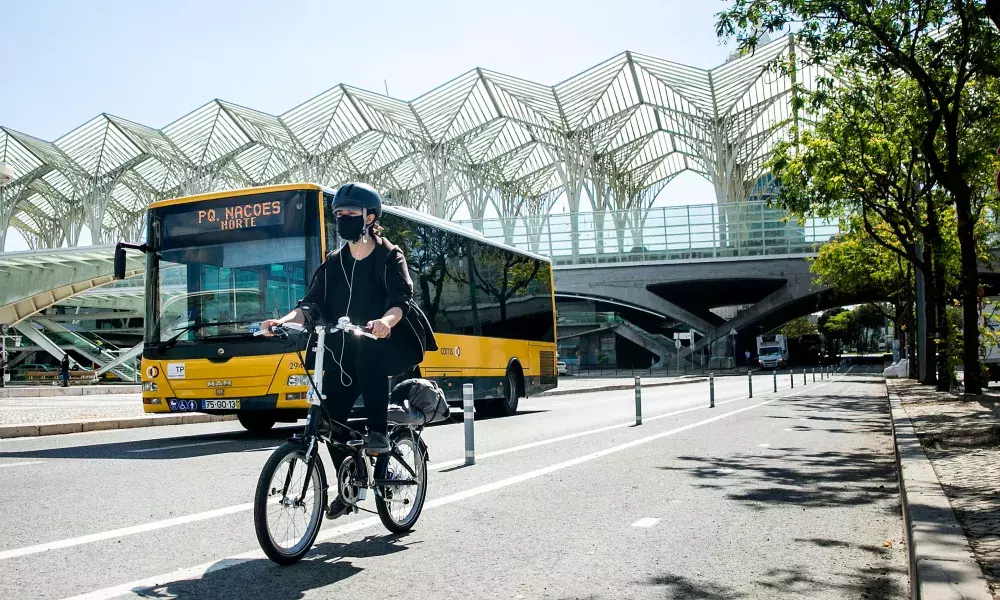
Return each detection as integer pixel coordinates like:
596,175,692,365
0,203,838,369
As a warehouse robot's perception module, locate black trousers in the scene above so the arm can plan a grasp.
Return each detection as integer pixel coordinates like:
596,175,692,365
320,334,392,467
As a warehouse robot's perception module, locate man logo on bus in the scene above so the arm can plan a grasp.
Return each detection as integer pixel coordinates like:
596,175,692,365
454,346,461,357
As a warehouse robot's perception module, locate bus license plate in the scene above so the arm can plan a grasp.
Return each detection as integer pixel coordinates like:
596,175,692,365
202,399,240,410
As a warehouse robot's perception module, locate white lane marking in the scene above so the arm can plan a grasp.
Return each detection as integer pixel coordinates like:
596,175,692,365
0,461,44,469
127,440,230,454
632,518,660,528
783,428,795,432
64,397,787,600
9,379,840,566
758,443,771,448
62,516,382,600
0,503,253,561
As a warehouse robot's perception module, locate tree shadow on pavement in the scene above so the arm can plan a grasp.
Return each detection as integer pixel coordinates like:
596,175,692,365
659,390,899,511
131,533,413,599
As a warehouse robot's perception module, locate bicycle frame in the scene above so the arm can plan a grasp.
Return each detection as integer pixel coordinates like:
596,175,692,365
277,323,422,507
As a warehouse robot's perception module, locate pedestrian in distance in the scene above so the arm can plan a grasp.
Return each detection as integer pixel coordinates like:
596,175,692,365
60,354,70,388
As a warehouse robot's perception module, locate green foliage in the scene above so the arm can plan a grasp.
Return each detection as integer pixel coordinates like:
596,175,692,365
778,316,816,340
716,0,1000,391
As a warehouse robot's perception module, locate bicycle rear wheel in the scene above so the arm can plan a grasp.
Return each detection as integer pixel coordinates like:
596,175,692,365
374,429,427,533
254,441,327,565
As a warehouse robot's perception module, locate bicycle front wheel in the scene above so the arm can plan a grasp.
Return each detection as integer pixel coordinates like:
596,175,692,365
374,429,427,533
254,441,327,565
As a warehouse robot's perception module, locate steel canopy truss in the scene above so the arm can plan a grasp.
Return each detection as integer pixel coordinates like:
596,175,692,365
1,35,821,251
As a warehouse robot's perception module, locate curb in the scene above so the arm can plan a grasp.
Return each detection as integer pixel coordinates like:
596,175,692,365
0,385,141,398
0,414,237,439
538,377,706,397
886,381,993,600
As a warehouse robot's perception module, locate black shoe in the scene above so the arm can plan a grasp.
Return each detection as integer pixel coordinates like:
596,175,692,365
327,498,351,520
362,432,391,454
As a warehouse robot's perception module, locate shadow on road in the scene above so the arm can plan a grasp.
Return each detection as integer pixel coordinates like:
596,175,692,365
131,533,413,599
659,388,899,511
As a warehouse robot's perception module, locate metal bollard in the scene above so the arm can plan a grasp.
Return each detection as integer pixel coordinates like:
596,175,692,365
463,383,475,466
709,373,715,408
773,369,777,393
748,369,753,398
812,368,816,383
634,376,642,425
790,370,794,389
803,369,807,385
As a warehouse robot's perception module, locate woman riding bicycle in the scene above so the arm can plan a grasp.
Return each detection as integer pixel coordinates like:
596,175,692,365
262,182,433,520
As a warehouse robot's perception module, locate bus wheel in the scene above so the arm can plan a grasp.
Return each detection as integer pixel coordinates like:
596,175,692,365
495,367,522,417
238,412,276,434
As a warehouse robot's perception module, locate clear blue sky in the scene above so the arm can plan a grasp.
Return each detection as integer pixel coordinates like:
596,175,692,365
2,0,736,250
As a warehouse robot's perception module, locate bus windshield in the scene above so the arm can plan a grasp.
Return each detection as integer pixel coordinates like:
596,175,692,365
145,190,321,355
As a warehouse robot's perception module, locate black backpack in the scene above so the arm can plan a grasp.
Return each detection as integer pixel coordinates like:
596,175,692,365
370,240,439,375
390,378,450,424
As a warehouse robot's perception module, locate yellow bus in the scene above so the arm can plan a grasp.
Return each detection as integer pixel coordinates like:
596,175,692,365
115,183,557,432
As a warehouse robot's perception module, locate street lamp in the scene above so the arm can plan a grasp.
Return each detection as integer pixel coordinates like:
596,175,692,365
0,161,11,387
729,328,738,369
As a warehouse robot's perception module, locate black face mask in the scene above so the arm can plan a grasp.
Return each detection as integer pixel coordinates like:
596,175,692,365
337,215,366,242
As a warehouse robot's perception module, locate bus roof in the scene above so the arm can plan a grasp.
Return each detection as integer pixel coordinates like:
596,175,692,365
381,204,551,264
147,183,552,264
147,183,330,209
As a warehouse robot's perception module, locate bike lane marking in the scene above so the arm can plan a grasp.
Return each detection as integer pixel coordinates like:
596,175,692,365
0,377,842,563
63,381,839,600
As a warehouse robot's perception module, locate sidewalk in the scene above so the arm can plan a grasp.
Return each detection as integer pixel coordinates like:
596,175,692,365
0,384,141,398
889,378,1000,600
0,393,233,438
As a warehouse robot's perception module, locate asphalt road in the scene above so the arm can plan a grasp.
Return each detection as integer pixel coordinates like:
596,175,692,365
0,372,907,599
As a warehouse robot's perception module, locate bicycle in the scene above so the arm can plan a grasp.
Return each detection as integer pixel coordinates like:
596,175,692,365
252,319,429,565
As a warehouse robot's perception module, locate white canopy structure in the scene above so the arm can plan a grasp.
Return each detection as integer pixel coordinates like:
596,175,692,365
0,35,823,251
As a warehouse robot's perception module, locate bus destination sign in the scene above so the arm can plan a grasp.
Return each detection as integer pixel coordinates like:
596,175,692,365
164,199,286,237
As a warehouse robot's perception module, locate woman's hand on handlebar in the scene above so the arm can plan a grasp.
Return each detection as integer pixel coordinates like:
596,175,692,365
259,319,283,337
366,318,391,339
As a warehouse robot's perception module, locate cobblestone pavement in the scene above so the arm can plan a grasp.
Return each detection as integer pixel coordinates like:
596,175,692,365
0,394,147,425
891,379,1000,600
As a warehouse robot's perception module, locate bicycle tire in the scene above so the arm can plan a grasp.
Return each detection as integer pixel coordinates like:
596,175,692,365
374,429,427,533
254,441,327,565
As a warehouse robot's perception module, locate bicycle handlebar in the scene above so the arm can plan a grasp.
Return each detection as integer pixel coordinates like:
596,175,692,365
253,318,376,339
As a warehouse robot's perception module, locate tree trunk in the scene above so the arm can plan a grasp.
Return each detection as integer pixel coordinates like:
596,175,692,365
954,189,983,394
932,249,951,391
920,248,938,386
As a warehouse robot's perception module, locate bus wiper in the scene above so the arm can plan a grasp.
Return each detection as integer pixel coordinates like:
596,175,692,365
157,320,257,351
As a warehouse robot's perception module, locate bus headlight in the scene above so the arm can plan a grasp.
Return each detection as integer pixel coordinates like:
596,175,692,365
287,375,310,387
143,381,158,392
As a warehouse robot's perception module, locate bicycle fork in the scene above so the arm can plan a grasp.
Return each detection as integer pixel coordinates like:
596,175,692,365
283,325,329,504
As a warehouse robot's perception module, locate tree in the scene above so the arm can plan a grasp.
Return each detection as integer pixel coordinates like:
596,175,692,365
718,0,1000,393
779,316,817,340
818,308,850,357
811,218,909,337
765,73,955,387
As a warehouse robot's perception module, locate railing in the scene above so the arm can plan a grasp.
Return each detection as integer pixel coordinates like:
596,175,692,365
461,202,839,266
556,312,623,326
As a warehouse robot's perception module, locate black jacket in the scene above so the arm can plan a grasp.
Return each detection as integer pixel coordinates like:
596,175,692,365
297,237,437,376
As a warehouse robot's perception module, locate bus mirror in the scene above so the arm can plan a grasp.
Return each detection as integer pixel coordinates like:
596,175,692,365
114,242,148,280
114,245,126,280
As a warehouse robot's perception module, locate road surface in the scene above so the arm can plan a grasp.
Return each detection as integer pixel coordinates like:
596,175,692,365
0,372,906,599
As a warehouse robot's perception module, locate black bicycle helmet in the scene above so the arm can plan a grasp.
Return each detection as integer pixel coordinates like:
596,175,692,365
331,182,382,219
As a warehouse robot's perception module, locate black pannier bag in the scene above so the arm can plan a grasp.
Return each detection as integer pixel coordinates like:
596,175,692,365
390,378,450,424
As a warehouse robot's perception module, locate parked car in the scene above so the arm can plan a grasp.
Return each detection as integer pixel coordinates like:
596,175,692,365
557,361,568,375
